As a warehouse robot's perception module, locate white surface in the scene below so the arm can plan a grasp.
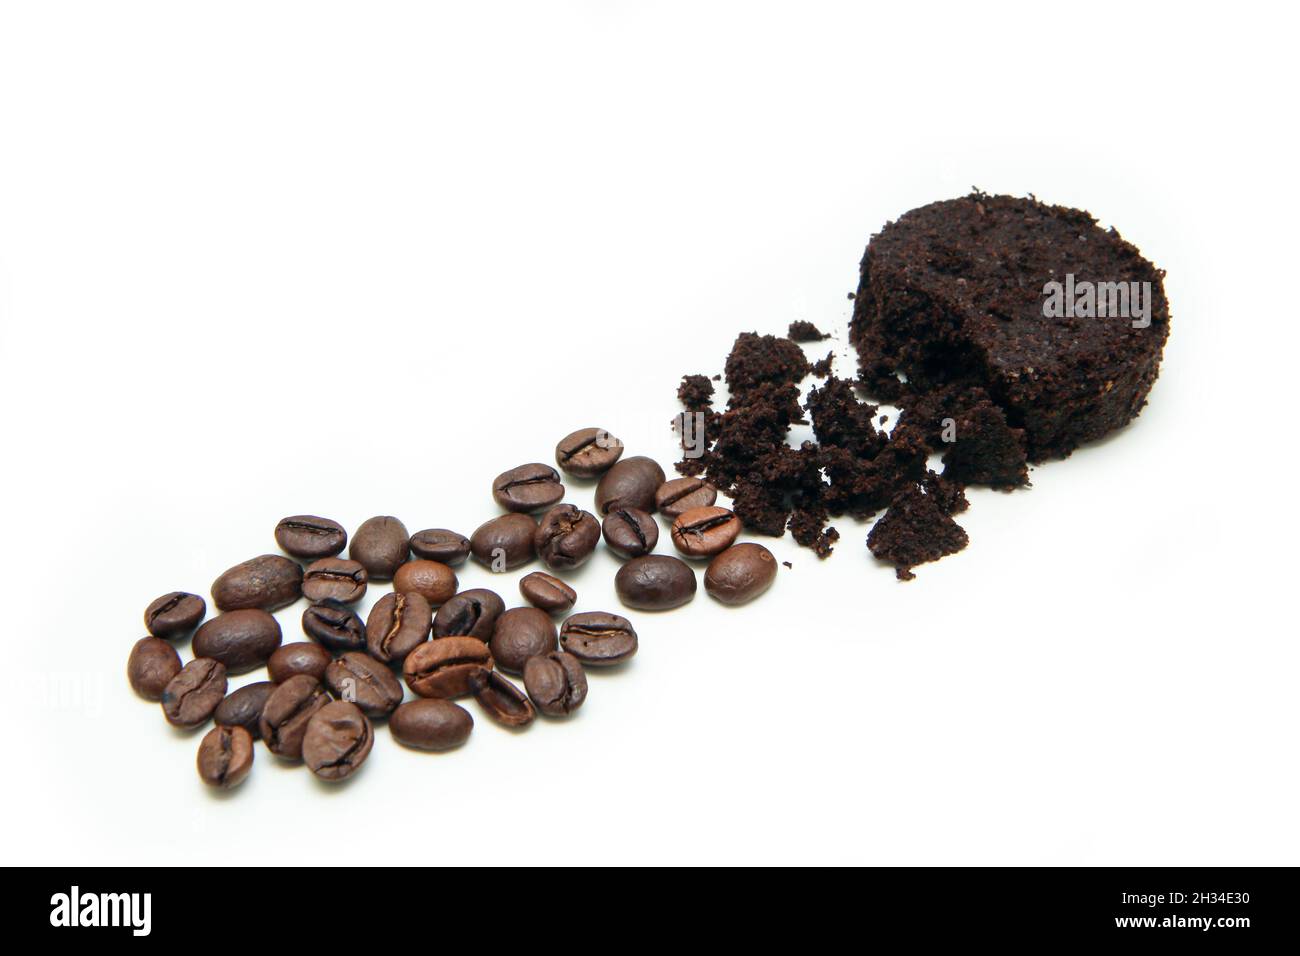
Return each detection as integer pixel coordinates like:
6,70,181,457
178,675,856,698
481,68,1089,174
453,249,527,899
2,1,1296,866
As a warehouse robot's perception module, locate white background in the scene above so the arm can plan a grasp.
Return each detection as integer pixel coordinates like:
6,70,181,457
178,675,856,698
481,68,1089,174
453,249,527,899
2,1,1296,866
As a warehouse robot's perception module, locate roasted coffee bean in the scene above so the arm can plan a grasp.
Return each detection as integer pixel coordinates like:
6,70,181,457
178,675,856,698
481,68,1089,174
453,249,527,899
601,507,659,558
302,600,366,652
523,651,588,717
144,591,206,638
349,515,410,580
614,555,696,610
470,513,537,571
214,681,275,739
161,658,228,728
260,674,330,760
534,504,600,570
554,427,624,478
365,591,431,663
492,463,565,513
301,558,368,603
127,637,182,701
433,588,506,639
325,652,404,718
303,701,373,781
192,609,283,674
403,637,493,699
519,572,576,614
654,477,718,519
594,456,665,514
274,515,347,559
704,542,777,605
409,528,471,566
670,506,741,558
392,559,458,605
490,607,558,675
197,725,254,789
389,699,474,751
211,554,303,612
469,669,535,728
559,612,638,665
268,642,332,683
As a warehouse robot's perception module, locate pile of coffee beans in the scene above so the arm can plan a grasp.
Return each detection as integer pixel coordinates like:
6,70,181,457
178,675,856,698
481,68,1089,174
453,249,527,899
128,428,778,789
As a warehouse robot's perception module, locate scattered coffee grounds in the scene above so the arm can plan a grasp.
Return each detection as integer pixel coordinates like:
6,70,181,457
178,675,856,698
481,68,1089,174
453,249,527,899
866,483,969,581
788,320,829,342
677,374,715,411
810,352,834,377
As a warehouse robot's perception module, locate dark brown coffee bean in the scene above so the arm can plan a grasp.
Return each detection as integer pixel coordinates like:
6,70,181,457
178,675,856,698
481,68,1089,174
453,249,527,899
433,588,505,639
704,542,777,605
492,463,565,513
468,668,535,728
559,612,638,666
161,658,228,728
601,507,659,558
303,701,373,781
554,427,624,478
654,477,718,519
325,651,405,718
215,680,275,739
197,725,254,789
349,515,410,580
614,555,697,610
403,637,493,699
268,642,332,683
260,674,330,760
301,558,368,603
274,515,347,559
143,591,206,638
490,607,558,675
365,592,431,663
534,504,600,570
409,528,471,565
670,506,741,558
211,554,303,612
518,572,576,614
127,637,182,701
594,456,665,514
470,513,537,571
302,600,366,652
390,699,474,751
192,609,283,674
392,559,458,605
523,651,587,716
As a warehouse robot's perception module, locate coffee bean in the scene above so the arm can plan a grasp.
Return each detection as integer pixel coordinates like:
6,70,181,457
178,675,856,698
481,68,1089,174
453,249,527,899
192,609,283,674
554,427,624,478
403,637,493,699
559,612,638,666
392,559,458,605
161,658,228,728
534,504,600,570
260,674,330,760
197,725,254,789
594,456,665,514
614,555,696,610
433,588,505,639
490,607,558,674
523,651,587,716
654,477,718,519
492,463,564,513
211,554,303,612
389,699,474,751
303,701,373,781
470,513,537,571
301,558,368,603
325,652,405,718
409,528,471,566
143,591,206,638
601,507,659,558
468,668,535,728
704,542,777,605
274,515,347,560
268,642,332,683
127,637,182,701
669,506,741,558
365,591,431,663
214,680,275,739
302,600,366,652
518,572,576,613
349,515,410,580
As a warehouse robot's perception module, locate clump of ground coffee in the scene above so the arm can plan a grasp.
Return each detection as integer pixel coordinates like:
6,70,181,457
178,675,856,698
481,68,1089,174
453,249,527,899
787,320,829,342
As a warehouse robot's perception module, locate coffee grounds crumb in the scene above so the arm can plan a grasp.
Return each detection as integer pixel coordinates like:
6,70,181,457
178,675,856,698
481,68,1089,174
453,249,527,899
788,320,829,342
922,469,969,515
867,483,969,580
677,374,715,411
782,561,792,569
810,352,834,377
941,400,1030,490
725,332,810,396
